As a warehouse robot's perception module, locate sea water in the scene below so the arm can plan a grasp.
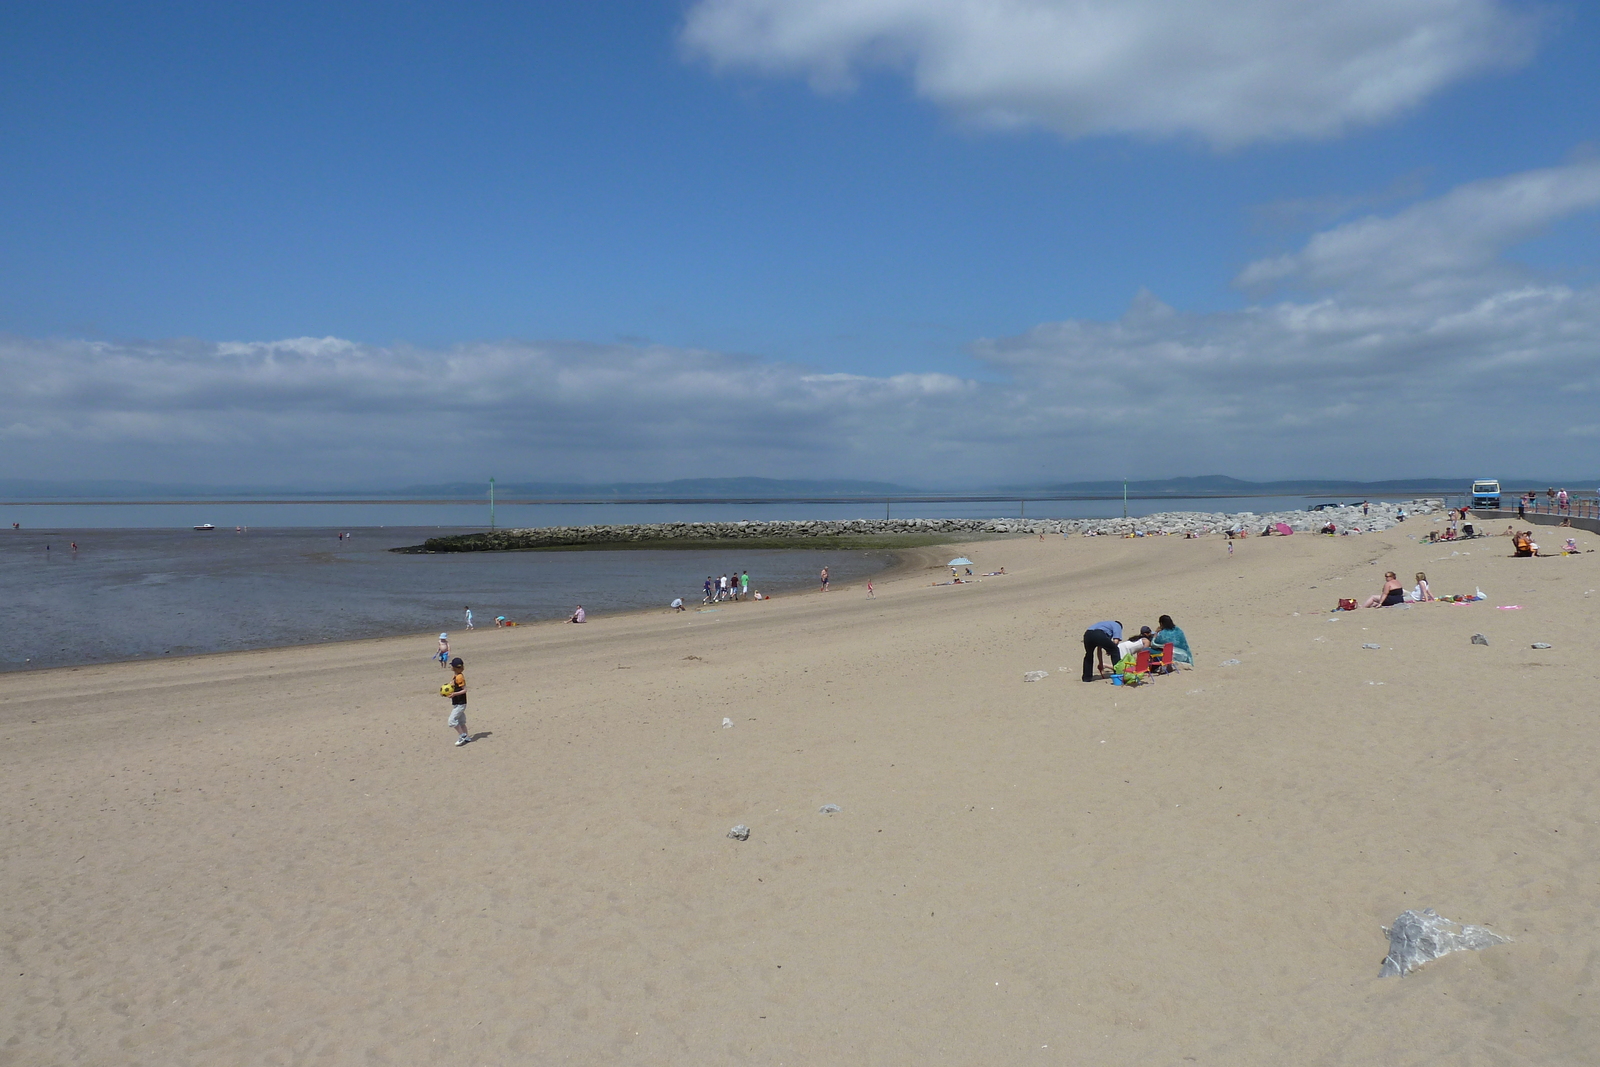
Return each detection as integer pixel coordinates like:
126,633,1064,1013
2,493,1373,671
1,527,896,672
0,494,1347,530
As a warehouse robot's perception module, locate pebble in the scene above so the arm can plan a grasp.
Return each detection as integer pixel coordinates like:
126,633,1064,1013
727,825,750,841
1362,643,1381,650
1471,633,1489,646
819,804,840,814
1531,642,1552,649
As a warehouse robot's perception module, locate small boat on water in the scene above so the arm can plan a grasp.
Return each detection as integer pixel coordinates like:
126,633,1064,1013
193,523,216,531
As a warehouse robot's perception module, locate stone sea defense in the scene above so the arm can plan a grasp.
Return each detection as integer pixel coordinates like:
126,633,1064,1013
1023,670,1049,682
400,500,1447,552
1379,908,1509,977
1471,633,1489,645
727,825,750,841
819,804,840,814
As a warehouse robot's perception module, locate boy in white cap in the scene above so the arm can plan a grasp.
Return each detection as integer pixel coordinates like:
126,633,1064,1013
437,633,449,668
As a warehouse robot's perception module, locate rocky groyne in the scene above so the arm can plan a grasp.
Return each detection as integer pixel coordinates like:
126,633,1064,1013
399,500,1444,552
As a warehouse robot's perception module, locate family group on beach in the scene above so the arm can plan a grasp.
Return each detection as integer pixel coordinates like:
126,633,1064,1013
705,571,751,603
1080,616,1193,683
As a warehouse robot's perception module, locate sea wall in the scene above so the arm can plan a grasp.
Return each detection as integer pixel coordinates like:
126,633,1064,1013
407,500,1445,552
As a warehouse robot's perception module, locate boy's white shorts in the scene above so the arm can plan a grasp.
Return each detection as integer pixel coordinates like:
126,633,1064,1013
448,705,467,727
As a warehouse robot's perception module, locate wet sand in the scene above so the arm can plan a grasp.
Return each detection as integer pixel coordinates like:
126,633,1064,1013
5,528,1598,1064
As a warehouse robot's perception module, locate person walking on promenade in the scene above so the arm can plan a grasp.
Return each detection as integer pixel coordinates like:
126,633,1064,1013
464,606,474,630
1082,620,1123,682
441,657,472,746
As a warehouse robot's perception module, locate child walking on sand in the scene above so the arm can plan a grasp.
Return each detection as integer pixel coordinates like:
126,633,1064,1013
441,657,472,746
437,633,449,668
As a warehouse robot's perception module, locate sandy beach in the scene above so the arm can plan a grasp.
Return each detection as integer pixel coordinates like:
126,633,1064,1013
5,527,1599,1065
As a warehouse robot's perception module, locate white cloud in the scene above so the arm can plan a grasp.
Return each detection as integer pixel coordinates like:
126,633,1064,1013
5,162,1599,486
1237,160,1600,294
681,0,1535,145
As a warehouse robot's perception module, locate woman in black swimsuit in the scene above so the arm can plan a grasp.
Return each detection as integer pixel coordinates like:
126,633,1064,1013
1363,571,1405,608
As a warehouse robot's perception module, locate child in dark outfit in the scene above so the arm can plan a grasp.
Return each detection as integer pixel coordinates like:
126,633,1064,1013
442,657,471,746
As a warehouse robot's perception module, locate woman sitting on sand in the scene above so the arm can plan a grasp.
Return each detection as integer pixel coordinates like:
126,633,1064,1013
568,605,586,623
1410,572,1435,602
1363,571,1406,608
1153,615,1193,665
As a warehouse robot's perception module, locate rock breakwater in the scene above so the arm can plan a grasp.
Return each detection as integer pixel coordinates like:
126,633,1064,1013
401,500,1443,552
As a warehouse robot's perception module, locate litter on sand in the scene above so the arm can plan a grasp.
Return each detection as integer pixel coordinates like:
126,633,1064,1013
1379,908,1509,977
1023,670,1049,682
722,717,734,728
727,825,750,841
1362,643,1381,650
1531,642,1552,649
819,804,841,814
1220,659,1241,666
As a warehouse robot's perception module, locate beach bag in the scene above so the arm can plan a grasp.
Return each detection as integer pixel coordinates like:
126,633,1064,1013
1337,598,1357,611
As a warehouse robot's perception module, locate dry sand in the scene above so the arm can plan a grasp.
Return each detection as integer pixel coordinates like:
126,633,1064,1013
5,527,1599,1065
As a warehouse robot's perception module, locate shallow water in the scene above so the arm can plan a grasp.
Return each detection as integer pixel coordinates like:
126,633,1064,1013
1,494,1351,530
3,527,895,672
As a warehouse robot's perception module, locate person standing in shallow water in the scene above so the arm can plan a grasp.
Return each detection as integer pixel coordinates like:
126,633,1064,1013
464,606,474,630
820,567,829,591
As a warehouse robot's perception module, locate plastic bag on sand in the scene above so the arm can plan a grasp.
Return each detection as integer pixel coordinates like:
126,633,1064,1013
1379,908,1509,977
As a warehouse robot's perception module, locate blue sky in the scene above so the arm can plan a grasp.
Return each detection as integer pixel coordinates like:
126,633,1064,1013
2,1,1597,487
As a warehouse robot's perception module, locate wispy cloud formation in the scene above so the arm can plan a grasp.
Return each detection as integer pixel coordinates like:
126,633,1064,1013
681,0,1536,145
1237,161,1600,294
5,162,1598,486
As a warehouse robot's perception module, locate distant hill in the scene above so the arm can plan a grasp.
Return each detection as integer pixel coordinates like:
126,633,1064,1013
1001,475,1480,497
0,476,919,500
2,473,1588,501
398,477,919,499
